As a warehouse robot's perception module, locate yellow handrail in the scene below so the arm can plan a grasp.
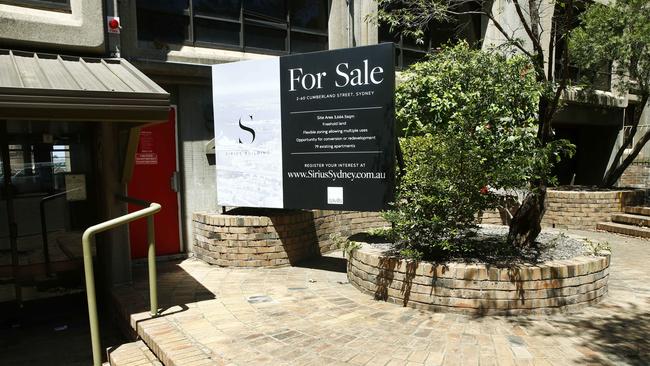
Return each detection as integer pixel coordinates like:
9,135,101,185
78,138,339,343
82,200,161,366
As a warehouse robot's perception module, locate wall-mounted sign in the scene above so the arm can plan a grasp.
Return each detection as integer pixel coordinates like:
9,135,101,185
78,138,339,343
65,174,87,201
212,44,395,211
135,130,158,165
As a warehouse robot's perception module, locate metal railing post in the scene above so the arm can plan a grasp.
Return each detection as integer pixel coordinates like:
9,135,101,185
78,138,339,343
81,202,161,366
147,215,158,316
82,230,102,366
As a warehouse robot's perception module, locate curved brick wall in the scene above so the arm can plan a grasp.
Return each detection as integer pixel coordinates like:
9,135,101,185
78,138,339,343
192,210,388,267
348,246,610,315
312,210,388,253
480,189,647,229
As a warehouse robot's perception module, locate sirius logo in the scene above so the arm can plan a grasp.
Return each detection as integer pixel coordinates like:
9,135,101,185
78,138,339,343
238,115,256,144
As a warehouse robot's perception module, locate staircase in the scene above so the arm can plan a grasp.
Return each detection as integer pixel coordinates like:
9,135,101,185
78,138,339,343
105,340,162,366
597,206,650,238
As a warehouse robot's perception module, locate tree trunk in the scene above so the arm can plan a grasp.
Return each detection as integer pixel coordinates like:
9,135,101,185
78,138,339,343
507,182,547,247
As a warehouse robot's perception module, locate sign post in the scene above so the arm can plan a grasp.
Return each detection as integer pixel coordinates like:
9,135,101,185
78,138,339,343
213,44,395,211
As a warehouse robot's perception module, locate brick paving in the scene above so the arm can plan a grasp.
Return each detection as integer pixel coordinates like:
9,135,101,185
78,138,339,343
116,230,650,366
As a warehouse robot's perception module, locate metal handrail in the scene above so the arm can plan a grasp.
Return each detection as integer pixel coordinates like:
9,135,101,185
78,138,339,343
83,198,161,366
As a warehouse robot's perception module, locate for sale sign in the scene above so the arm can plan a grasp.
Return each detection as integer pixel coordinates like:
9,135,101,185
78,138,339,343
212,43,395,211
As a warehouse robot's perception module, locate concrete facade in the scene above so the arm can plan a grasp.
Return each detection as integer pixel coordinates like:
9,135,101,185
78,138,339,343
0,0,105,53
2,0,645,285
115,1,383,253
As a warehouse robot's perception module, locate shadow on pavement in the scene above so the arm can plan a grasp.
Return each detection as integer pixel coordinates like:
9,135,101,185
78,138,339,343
0,293,125,365
294,254,348,273
507,301,650,365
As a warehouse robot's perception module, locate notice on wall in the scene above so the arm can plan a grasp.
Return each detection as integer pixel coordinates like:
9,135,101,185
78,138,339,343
212,43,395,211
65,174,87,201
135,131,158,165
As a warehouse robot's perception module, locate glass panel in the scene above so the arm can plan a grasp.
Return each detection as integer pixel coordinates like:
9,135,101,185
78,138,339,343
137,11,189,43
136,0,188,13
291,0,327,30
0,0,70,12
52,145,71,173
195,18,241,45
290,32,327,53
245,24,286,51
193,0,241,19
244,0,286,21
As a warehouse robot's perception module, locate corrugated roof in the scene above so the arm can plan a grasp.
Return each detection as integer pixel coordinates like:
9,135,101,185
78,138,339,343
0,49,170,122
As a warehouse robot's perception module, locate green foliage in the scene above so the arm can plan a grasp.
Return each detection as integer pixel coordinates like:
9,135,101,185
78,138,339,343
384,43,574,257
570,0,650,96
398,248,423,261
372,0,449,43
331,233,361,258
366,227,395,241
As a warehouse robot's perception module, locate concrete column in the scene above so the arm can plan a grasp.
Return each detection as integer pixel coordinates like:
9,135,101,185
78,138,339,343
95,122,131,286
329,0,352,49
354,0,378,46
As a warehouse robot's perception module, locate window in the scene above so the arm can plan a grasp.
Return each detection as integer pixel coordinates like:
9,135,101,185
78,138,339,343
136,0,329,54
0,0,70,12
552,2,612,91
378,12,482,69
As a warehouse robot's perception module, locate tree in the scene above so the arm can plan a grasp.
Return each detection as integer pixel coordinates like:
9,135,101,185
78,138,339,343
375,0,582,247
570,0,650,187
386,43,571,258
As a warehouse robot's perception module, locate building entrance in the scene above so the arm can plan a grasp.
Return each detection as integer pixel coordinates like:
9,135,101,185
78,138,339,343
0,121,96,303
127,108,182,258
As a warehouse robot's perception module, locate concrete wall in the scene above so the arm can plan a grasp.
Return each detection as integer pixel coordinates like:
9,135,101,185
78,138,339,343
176,84,219,251
0,0,104,54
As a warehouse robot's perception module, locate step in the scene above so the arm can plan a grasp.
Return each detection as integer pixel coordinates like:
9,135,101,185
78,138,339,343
596,222,650,238
624,206,650,216
108,340,162,366
112,285,223,366
611,213,650,227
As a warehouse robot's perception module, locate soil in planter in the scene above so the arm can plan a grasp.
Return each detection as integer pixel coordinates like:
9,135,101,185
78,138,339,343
350,225,594,265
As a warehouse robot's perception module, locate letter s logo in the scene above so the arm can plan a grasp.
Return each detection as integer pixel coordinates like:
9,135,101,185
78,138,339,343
238,115,256,144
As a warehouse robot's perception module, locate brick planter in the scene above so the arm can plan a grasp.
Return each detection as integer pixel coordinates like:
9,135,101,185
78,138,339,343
543,189,646,230
192,210,388,267
480,188,647,230
347,245,610,315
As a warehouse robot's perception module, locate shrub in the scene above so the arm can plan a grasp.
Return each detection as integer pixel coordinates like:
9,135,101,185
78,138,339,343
384,42,573,257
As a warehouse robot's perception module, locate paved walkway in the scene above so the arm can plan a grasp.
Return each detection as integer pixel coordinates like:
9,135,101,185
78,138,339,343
118,230,650,366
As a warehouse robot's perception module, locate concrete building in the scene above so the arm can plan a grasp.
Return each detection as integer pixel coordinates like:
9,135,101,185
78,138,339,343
0,0,170,303
1,0,646,305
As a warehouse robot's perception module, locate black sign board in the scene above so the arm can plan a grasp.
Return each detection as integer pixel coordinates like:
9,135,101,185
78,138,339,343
213,43,395,211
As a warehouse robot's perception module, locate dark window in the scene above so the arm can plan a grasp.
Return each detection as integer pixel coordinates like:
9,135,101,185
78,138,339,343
552,3,611,91
136,11,189,43
0,0,70,12
379,4,483,69
194,18,240,45
136,0,329,54
194,0,241,19
136,0,190,43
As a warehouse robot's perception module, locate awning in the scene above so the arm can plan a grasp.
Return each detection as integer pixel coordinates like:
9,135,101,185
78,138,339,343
0,49,170,123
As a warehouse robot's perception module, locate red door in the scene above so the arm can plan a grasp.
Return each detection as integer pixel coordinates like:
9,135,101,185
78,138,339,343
128,107,181,258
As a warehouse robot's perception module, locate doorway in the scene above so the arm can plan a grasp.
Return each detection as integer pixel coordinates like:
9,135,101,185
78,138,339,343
0,120,97,303
127,107,182,258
